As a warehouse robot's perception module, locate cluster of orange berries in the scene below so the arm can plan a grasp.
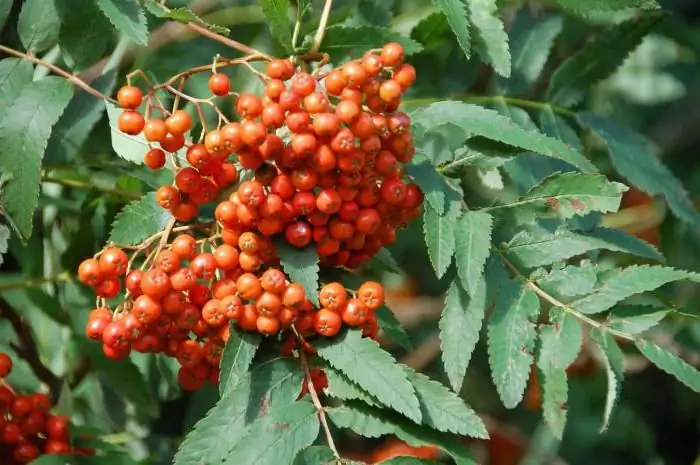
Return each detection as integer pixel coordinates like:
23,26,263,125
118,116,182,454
115,42,422,269
77,230,385,390
0,353,91,463
79,42,416,391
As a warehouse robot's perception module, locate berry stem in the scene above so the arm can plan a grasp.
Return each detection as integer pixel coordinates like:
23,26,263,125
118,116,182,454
310,0,333,54
0,45,118,104
294,328,341,463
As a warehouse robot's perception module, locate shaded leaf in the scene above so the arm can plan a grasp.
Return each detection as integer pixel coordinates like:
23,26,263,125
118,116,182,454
219,324,262,396
83,342,158,417
376,305,413,351
223,401,320,465
455,211,493,296
95,0,148,45
58,0,113,69
546,13,664,106
466,0,511,77
554,0,660,17
405,161,461,216
498,11,563,94
487,277,541,408
0,224,8,267
423,202,457,279
0,77,73,239
487,172,626,224
411,102,596,172
17,0,60,53
174,359,303,465
108,193,172,245
580,111,700,227
304,25,422,63
539,106,583,152
46,71,117,164
440,279,486,392
275,240,320,306
503,227,664,268
315,329,421,423
570,265,697,314
590,328,624,432
0,0,10,30
430,0,470,58
260,0,294,53
636,339,700,394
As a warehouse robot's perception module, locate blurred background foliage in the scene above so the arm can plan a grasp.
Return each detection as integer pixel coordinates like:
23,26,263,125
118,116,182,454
1,0,700,464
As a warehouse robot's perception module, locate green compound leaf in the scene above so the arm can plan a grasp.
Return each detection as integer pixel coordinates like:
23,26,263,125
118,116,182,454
222,401,319,465
580,111,700,227
487,277,541,408
108,193,173,246
486,172,627,224
405,368,488,438
503,227,664,268
411,102,596,172
440,279,487,393
174,359,303,465
315,329,422,423
570,265,699,315
0,77,73,240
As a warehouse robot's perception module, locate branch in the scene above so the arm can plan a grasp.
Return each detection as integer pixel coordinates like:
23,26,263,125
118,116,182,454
42,175,141,200
0,298,61,400
0,45,117,104
0,271,72,292
294,329,341,464
310,0,333,54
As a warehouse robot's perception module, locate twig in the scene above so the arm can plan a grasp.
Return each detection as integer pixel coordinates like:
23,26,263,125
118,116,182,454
498,252,636,341
0,272,72,292
0,45,117,104
186,22,272,59
294,329,341,463
310,0,334,54
0,299,61,400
